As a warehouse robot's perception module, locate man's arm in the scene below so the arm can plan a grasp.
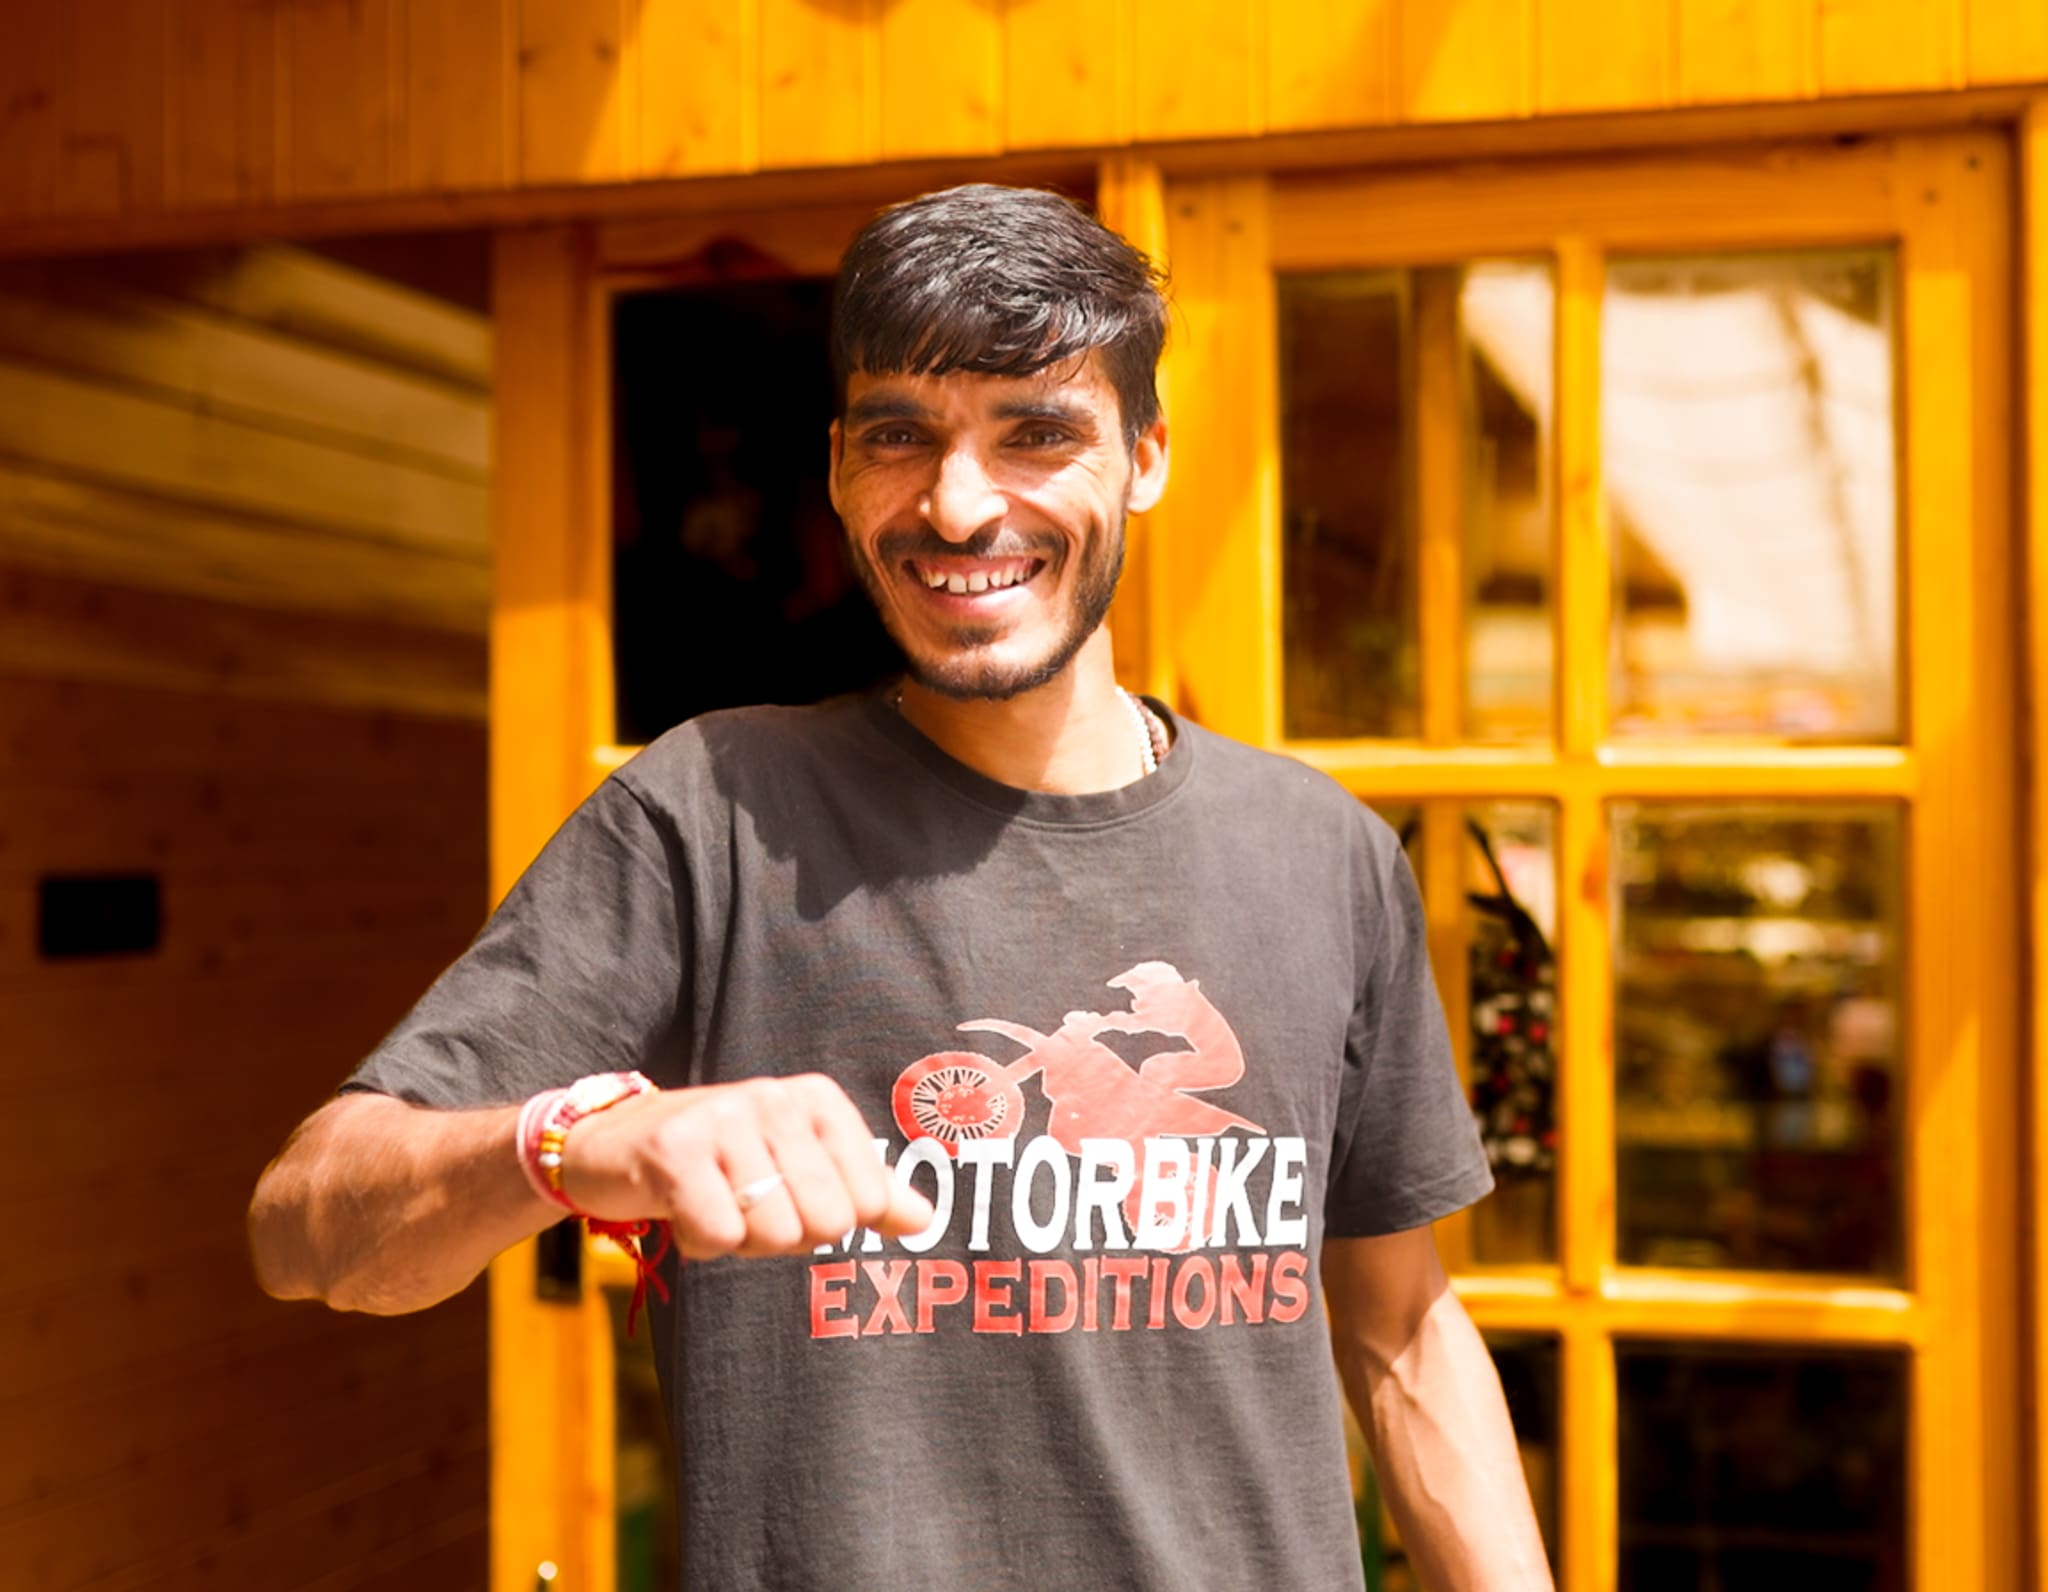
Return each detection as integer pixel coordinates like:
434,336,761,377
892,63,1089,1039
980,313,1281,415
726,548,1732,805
1322,1228,1553,1591
248,1076,933,1314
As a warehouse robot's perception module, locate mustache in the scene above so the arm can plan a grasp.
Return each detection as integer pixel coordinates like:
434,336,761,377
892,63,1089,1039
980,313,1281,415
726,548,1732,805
873,526,1062,565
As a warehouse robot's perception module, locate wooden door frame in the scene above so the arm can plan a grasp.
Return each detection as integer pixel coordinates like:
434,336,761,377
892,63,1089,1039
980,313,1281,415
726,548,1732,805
1158,132,2021,1590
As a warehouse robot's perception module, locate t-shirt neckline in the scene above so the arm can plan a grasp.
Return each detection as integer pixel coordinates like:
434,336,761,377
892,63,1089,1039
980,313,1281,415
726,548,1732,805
859,682,1195,828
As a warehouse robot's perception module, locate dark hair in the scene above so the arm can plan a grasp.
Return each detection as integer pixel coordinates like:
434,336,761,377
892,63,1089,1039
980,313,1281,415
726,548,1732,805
831,184,1169,448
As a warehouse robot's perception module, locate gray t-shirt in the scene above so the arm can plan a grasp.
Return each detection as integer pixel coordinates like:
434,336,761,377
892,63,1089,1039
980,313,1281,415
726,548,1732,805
343,689,1492,1590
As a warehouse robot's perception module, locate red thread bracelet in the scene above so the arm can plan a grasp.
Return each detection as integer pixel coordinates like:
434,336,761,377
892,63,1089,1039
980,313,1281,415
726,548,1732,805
516,1072,672,1336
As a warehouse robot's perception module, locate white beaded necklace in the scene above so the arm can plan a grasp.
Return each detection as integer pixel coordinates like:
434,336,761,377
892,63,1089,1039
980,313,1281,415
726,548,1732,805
1117,687,1160,778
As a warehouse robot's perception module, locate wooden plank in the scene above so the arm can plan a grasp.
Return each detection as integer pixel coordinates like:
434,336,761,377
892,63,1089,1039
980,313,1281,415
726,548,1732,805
1003,0,1125,150
0,361,488,554
1272,138,1911,266
1892,130,2019,1592
118,246,492,390
1816,0,1964,94
1396,0,1530,122
875,0,1000,160
1674,0,1816,104
0,870,479,991
7,1344,482,1544
488,223,607,1592
0,565,487,720
0,6,64,218
597,199,872,275
756,0,870,168
2024,97,2048,1592
0,463,488,634
1966,0,2048,84
18,1425,486,1591
1267,0,1395,133
0,278,490,474
1159,176,1279,742
516,0,627,184
1097,157,1170,701
279,0,398,200
1131,0,1262,142
165,0,278,209
0,765,481,878
1415,268,1464,741
51,0,169,217
0,675,484,785
632,0,756,176
406,0,514,191
1535,0,1670,114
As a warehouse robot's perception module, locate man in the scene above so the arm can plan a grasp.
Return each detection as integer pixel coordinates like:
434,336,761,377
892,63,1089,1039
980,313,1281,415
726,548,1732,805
249,184,1552,1590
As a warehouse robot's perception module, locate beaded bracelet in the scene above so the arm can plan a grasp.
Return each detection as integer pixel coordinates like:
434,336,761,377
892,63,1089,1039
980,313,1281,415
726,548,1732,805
516,1071,671,1336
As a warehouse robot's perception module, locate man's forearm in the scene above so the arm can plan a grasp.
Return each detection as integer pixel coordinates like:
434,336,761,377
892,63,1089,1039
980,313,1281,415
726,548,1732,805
1335,1286,1553,1590
248,1094,561,1314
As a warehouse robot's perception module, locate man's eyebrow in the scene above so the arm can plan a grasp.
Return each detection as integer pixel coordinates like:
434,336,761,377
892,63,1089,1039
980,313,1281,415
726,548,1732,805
992,398,1096,427
845,394,931,426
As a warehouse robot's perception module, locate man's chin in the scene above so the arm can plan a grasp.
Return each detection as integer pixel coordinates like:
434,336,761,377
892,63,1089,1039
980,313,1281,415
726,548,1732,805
904,651,1066,703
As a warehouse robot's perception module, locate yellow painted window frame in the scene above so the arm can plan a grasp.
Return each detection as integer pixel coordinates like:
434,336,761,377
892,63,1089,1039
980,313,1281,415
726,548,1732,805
1157,135,2019,1591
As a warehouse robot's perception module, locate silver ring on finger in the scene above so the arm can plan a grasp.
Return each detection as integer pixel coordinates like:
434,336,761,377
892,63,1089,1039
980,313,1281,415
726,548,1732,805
733,1170,787,1212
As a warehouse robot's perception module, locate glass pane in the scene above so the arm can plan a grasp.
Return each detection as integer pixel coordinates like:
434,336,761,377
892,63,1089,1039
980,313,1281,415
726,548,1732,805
1350,1332,1561,1585
1604,250,1899,741
1618,1343,1907,1591
607,1285,678,1592
1460,263,1556,741
1280,272,1416,738
1614,805,1904,1276
1463,802,1559,1265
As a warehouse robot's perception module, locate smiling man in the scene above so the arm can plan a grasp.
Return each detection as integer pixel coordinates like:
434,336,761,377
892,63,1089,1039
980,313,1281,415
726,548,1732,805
248,185,1551,1590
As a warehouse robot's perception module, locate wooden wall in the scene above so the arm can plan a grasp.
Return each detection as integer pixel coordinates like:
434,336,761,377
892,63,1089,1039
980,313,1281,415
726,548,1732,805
2,0,2046,237
0,248,492,1588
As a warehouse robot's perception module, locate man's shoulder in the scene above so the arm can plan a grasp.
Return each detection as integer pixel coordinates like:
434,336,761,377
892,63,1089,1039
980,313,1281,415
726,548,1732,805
610,693,887,814
1176,716,1401,855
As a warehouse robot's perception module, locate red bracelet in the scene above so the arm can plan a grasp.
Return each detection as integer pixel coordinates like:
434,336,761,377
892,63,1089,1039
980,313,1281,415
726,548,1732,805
516,1072,671,1336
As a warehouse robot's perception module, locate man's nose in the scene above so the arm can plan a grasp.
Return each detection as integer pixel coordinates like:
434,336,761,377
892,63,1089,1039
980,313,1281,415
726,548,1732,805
919,446,1006,542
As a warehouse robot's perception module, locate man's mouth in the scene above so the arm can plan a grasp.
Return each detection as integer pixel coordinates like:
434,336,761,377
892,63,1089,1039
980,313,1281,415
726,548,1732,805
905,557,1046,596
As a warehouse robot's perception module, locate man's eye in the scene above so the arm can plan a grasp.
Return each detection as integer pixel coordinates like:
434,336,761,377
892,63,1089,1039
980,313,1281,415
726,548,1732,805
866,427,924,448
1015,427,1072,449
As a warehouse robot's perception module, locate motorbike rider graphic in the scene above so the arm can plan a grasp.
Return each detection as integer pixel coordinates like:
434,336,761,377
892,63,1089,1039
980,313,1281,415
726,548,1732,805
891,963,1264,1248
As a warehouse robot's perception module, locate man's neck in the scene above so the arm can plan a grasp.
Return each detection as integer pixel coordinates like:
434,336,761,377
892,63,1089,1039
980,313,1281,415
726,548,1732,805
895,634,1148,795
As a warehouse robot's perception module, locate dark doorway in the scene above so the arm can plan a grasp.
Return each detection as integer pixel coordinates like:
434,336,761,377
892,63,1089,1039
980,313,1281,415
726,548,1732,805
611,280,901,745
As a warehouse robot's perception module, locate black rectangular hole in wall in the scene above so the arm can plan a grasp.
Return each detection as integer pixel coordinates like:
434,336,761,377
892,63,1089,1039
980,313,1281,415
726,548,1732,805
38,874,162,960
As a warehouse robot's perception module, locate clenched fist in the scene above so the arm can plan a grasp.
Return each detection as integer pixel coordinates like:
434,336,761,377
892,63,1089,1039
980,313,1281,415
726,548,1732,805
559,1073,935,1259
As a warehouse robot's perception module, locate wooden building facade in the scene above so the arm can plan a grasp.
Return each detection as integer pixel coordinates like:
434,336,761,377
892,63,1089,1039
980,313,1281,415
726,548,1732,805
4,3,2048,1590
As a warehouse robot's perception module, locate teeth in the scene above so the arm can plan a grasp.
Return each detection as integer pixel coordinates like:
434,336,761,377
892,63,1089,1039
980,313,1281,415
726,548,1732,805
915,563,1035,592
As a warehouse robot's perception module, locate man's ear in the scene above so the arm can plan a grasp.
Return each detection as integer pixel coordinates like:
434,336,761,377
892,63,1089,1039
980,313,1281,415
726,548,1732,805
826,419,844,515
1126,417,1169,516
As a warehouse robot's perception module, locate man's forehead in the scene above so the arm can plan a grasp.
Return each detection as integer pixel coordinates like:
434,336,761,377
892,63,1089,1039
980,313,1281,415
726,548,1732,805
843,355,1112,422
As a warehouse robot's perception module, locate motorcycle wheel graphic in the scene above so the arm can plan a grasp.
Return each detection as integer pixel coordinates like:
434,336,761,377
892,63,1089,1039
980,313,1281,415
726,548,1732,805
893,1051,1027,1154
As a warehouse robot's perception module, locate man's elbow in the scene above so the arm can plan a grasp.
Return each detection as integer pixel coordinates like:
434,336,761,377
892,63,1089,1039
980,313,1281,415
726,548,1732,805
246,1161,322,1303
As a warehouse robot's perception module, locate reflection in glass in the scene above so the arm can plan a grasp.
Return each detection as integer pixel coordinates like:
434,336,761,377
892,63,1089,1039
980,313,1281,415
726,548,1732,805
1460,264,1556,742
1618,1343,1907,1590
607,1285,678,1592
1351,1333,1561,1585
1614,805,1903,1276
1280,273,1416,738
1279,264,1556,743
1463,803,1558,1265
1603,251,1899,741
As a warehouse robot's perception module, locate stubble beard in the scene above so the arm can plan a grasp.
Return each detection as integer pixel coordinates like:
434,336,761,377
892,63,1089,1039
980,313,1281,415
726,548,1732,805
849,509,1128,703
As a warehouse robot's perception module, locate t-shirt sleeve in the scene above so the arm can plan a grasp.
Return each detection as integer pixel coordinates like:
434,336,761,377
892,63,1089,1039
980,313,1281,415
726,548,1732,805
1324,835,1495,1238
339,774,689,1109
